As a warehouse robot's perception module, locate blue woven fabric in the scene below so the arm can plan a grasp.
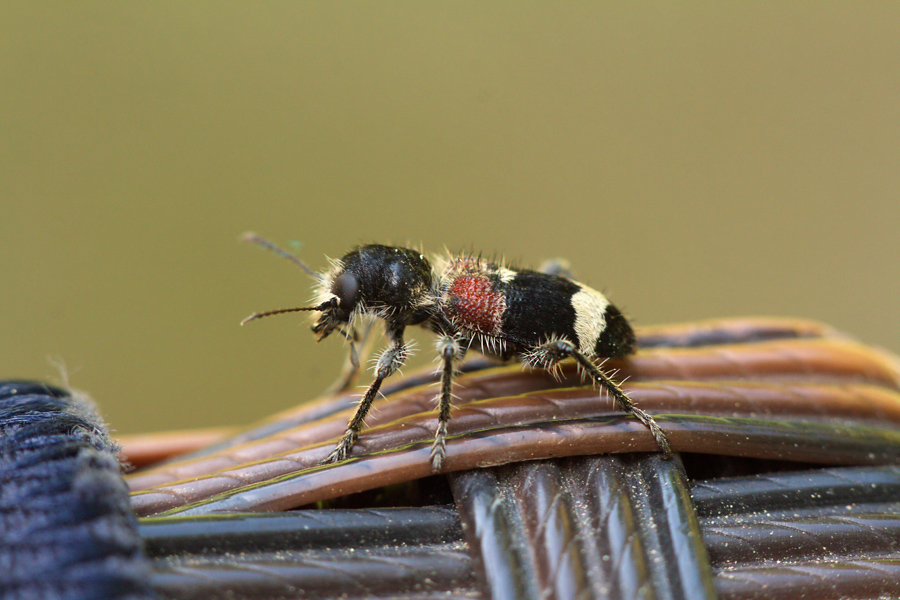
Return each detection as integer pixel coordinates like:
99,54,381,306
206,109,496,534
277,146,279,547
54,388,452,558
0,382,156,600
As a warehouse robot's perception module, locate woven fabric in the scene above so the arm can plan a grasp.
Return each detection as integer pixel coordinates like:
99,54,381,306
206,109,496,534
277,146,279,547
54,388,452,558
0,381,156,600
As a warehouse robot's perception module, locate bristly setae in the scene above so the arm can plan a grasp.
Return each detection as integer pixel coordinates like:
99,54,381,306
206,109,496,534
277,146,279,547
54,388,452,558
240,233,671,471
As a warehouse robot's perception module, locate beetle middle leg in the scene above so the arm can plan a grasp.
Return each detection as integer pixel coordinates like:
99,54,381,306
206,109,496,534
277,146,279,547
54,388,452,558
430,333,464,471
537,257,574,278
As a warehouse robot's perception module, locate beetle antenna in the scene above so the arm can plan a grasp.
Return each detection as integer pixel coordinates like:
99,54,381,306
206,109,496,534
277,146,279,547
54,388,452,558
241,231,323,281
241,306,320,325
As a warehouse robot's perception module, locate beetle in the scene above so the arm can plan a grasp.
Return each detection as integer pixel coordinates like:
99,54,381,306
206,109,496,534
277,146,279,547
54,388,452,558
241,233,671,471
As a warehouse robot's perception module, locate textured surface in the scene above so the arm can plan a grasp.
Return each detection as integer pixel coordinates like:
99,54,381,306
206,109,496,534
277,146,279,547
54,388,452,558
142,508,474,600
449,455,717,600
0,382,156,600
137,461,900,599
118,318,900,598
127,318,900,517
7,318,900,599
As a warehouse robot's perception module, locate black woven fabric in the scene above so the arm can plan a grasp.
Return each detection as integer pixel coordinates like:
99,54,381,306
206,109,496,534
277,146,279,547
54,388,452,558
0,381,156,600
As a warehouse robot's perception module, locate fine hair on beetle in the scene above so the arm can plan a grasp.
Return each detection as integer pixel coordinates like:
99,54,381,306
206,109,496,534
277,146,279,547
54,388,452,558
240,232,671,471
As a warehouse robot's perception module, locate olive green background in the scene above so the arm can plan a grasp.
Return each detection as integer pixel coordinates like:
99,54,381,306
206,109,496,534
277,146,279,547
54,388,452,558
3,3,898,436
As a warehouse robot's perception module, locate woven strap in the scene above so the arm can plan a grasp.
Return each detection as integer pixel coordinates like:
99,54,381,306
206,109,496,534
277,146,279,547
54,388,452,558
0,381,155,600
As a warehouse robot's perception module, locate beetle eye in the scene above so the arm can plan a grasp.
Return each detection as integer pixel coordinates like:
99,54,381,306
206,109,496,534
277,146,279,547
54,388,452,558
332,272,359,313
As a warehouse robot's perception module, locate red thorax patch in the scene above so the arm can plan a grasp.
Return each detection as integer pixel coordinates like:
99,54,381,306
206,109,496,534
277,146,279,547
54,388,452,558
446,273,505,335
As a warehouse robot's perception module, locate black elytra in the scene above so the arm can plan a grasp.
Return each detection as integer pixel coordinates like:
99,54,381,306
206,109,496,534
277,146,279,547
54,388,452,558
241,234,672,471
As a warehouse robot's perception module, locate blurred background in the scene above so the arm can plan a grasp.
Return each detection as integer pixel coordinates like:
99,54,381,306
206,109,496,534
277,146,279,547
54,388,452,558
2,3,898,436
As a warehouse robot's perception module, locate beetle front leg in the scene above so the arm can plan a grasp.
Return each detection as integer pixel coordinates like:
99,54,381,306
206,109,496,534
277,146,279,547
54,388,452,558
323,333,410,464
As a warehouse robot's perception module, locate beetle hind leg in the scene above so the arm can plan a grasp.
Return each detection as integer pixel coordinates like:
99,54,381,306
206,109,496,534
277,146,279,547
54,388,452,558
524,339,672,457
